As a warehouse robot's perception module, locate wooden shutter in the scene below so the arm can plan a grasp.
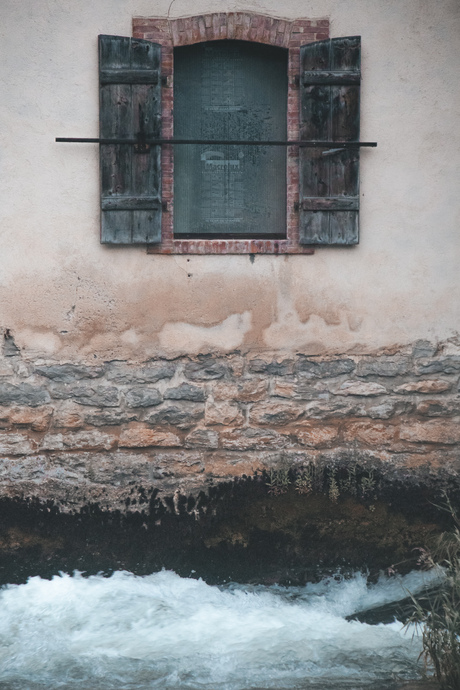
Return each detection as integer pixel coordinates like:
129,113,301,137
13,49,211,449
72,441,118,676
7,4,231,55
99,35,162,244
299,36,360,245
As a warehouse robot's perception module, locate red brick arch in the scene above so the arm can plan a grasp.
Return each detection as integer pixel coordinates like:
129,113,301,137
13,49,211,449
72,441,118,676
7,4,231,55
133,13,329,254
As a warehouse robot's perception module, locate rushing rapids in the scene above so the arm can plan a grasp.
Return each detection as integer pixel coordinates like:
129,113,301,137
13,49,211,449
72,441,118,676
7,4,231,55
0,568,442,690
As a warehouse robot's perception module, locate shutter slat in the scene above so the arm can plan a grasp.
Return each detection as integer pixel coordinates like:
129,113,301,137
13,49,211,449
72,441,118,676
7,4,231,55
99,35,162,245
100,69,159,84
299,36,361,246
302,70,360,85
302,196,359,211
101,196,161,210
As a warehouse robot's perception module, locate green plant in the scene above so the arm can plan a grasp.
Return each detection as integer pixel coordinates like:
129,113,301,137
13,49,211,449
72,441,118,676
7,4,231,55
406,499,460,690
266,469,291,495
360,469,376,499
295,467,314,495
339,464,358,497
328,469,340,503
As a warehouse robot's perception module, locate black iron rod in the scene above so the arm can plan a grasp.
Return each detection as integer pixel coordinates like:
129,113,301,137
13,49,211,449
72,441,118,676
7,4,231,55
55,137,377,147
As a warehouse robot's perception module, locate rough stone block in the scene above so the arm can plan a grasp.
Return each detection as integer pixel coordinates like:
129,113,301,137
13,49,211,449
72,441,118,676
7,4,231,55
0,383,50,408
146,403,204,429
0,360,15,377
393,380,451,394
164,383,206,402
220,427,289,450
34,363,106,382
356,356,411,377
212,379,267,402
226,355,245,378
0,432,36,455
303,400,358,419
332,381,387,397
249,401,303,426
119,426,181,448
343,422,396,446
52,403,85,429
248,358,295,376
296,424,338,448
76,386,120,407
125,387,163,408
83,410,139,427
400,419,460,444
41,430,116,452
356,399,414,419
51,385,120,407
184,359,227,381
205,401,244,426
184,428,219,449
272,379,296,398
416,399,460,417
295,379,329,400
296,358,355,378
9,406,53,431
107,362,175,384
416,357,460,375
412,340,438,358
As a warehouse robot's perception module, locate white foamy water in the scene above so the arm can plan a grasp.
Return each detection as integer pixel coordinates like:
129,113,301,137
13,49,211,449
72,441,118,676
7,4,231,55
0,569,441,689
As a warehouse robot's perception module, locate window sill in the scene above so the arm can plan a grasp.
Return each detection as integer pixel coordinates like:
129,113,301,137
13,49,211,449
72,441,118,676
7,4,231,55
146,239,314,255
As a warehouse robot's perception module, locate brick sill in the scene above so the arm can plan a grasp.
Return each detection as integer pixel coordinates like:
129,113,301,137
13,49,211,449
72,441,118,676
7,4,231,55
146,240,314,255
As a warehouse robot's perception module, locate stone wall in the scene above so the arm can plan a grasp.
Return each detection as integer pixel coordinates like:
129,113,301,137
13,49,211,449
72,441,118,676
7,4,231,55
0,336,459,512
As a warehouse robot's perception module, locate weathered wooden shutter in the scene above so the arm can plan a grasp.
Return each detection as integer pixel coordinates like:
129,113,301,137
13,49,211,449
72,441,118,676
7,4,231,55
299,36,360,245
99,35,162,244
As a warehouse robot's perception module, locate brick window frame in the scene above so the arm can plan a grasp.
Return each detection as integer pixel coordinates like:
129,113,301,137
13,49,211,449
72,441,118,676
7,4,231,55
133,13,330,255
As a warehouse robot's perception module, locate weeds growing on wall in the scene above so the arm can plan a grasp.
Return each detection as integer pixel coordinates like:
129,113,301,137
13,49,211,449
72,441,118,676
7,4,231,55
265,463,377,503
406,499,460,690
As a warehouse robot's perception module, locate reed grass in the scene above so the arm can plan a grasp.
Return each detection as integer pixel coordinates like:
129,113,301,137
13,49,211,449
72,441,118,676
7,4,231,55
407,499,460,690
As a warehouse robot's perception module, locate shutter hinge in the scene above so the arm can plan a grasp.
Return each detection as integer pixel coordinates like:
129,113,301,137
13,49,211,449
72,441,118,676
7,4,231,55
293,75,300,88
161,75,169,87
162,201,168,212
293,201,299,213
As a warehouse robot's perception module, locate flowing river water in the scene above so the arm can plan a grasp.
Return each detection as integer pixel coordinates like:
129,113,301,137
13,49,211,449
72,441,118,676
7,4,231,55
0,568,441,690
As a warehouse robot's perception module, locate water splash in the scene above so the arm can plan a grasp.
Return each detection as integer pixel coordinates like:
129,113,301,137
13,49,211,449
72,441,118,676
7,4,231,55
0,569,441,689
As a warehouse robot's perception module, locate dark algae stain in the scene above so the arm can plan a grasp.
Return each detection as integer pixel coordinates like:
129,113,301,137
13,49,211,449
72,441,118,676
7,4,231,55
0,464,458,587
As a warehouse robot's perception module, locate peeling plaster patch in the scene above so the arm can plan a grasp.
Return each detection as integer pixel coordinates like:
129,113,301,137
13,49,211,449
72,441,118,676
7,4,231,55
16,329,61,355
263,312,360,353
159,312,252,354
120,329,140,347
347,314,363,332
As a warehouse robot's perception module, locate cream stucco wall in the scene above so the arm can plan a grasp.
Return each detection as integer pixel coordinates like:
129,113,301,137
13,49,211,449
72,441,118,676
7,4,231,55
1,0,459,361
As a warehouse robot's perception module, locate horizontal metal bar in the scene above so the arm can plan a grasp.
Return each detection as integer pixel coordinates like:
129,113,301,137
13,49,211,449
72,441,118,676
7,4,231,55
56,137,377,147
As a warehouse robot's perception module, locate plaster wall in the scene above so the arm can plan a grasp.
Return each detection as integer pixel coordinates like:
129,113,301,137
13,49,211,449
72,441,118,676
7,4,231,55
1,0,459,362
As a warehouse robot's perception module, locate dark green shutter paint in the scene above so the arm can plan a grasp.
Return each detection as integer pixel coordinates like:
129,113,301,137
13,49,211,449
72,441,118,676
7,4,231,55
173,41,287,238
99,35,162,244
299,36,361,245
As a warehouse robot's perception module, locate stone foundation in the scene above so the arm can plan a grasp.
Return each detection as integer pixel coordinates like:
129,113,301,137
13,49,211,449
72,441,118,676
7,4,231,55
0,337,459,512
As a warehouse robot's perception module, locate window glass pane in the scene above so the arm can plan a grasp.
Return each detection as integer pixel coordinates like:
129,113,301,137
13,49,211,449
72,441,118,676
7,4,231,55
174,41,287,238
